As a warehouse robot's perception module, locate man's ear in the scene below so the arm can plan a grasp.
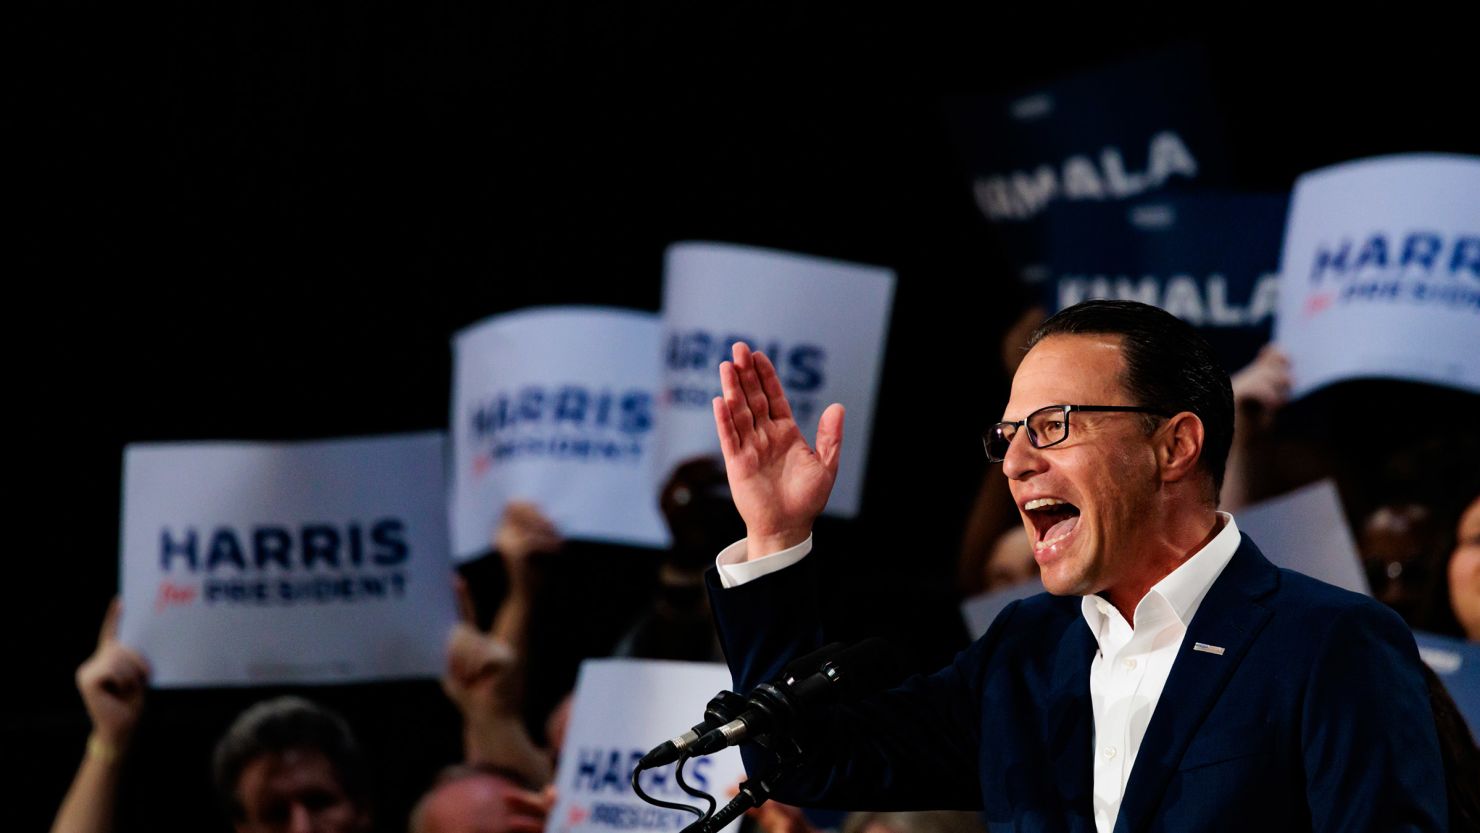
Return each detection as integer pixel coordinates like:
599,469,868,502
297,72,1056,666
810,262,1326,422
1156,412,1205,485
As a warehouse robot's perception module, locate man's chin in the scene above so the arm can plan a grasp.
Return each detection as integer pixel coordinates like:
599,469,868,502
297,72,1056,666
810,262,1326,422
1038,562,1092,597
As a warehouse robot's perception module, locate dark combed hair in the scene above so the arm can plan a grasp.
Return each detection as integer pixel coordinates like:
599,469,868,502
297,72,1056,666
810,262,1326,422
1026,300,1235,500
212,696,368,818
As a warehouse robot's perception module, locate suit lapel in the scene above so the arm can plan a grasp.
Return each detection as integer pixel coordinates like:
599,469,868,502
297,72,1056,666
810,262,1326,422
1047,613,1098,827
1113,536,1279,833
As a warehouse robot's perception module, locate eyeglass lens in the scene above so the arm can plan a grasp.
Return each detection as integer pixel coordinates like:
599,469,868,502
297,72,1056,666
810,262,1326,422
985,406,1069,462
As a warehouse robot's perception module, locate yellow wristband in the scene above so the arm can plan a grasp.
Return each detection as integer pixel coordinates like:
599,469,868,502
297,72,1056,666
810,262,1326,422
86,734,120,763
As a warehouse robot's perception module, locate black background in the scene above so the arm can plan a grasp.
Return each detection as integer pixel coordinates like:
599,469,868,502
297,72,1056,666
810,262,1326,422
13,5,1477,831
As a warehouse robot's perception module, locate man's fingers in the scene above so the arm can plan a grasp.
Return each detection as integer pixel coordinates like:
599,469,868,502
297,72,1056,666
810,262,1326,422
731,342,772,429
815,404,846,476
720,361,756,442
753,351,793,421
713,397,742,462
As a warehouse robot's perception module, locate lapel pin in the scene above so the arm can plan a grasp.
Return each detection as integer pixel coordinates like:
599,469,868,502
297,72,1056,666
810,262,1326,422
1193,642,1226,656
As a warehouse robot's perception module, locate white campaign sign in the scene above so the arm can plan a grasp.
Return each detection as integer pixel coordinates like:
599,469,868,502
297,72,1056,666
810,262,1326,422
1275,154,1480,398
659,242,896,517
1234,479,1369,595
450,307,669,558
550,659,745,833
119,432,456,687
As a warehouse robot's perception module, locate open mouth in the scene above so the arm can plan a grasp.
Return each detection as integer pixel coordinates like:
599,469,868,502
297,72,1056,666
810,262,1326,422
1024,497,1081,551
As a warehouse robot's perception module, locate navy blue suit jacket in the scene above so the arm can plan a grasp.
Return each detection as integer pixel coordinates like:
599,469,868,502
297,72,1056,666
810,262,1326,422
706,534,1447,832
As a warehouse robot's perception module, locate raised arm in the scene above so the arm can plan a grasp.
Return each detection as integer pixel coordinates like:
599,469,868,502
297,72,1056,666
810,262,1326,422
51,600,149,833
1221,345,1291,511
712,342,845,558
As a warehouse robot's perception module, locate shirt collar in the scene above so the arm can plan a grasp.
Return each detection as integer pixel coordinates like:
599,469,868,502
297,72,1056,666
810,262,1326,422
1080,511,1242,636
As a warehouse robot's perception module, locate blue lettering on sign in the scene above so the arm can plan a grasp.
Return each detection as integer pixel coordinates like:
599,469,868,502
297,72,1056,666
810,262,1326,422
587,803,692,830
1310,233,1480,282
201,571,409,605
471,386,653,439
160,518,409,573
571,748,712,798
664,330,828,392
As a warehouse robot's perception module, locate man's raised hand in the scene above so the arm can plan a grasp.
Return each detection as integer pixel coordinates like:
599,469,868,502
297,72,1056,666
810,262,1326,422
712,342,844,559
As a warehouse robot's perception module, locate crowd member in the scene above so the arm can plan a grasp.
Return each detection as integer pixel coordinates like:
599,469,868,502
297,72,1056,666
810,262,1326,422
408,766,554,833
977,526,1035,594
1359,502,1445,623
50,601,149,833
745,797,985,833
52,504,556,833
1448,495,1480,642
50,604,378,833
705,301,1445,830
613,456,742,662
211,697,373,833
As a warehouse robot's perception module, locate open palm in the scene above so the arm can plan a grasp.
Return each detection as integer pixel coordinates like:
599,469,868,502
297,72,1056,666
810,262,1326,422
712,342,844,557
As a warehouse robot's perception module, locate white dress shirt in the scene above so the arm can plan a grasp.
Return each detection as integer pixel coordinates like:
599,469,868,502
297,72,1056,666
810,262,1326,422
714,512,1242,833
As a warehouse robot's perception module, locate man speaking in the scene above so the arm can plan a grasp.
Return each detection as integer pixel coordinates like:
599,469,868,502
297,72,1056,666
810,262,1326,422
703,300,1445,831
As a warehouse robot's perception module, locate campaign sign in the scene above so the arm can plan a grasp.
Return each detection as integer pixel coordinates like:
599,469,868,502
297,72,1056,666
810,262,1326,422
550,659,745,833
1044,193,1287,370
1413,630,1480,741
119,432,456,687
1234,480,1369,595
944,45,1229,282
451,307,668,558
1275,154,1480,398
659,242,895,518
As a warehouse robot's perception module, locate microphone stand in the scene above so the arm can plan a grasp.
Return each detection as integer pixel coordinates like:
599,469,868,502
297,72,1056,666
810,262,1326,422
677,730,804,833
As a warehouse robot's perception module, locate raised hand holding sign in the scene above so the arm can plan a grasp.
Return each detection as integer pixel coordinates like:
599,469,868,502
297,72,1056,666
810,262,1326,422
710,342,845,559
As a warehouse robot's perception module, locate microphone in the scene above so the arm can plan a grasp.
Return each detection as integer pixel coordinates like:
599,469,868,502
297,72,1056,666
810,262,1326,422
639,643,846,768
685,637,899,758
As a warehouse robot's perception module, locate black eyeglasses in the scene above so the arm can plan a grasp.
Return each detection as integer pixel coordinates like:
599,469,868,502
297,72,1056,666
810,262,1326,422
982,404,1172,463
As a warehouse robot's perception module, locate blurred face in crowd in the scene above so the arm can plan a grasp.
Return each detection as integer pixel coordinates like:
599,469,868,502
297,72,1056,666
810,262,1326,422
1359,503,1440,620
1450,496,1480,641
415,772,546,833
982,526,1037,592
1001,335,1165,601
232,747,369,833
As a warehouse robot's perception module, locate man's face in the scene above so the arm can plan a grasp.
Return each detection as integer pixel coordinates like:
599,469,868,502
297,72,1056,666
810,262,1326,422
233,747,369,833
1001,334,1161,597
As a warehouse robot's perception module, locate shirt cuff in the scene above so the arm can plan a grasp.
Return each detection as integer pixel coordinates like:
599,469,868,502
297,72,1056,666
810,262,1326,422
714,535,814,589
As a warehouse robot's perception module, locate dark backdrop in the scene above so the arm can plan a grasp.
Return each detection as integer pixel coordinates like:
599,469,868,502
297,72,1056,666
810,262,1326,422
13,5,1476,831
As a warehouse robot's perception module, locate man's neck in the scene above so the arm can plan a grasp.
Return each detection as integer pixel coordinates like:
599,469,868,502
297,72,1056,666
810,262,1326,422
1103,509,1223,625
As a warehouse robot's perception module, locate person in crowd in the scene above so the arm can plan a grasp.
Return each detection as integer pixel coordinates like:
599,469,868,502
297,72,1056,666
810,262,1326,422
50,600,149,833
1420,660,1480,830
977,526,1035,594
1359,501,1445,623
408,765,555,833
705,301,1445,830
612,456,742,662
211,696,374,833
50,605,378,833
743,794,985,833
53,504,556,833
1448,495,1480,642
